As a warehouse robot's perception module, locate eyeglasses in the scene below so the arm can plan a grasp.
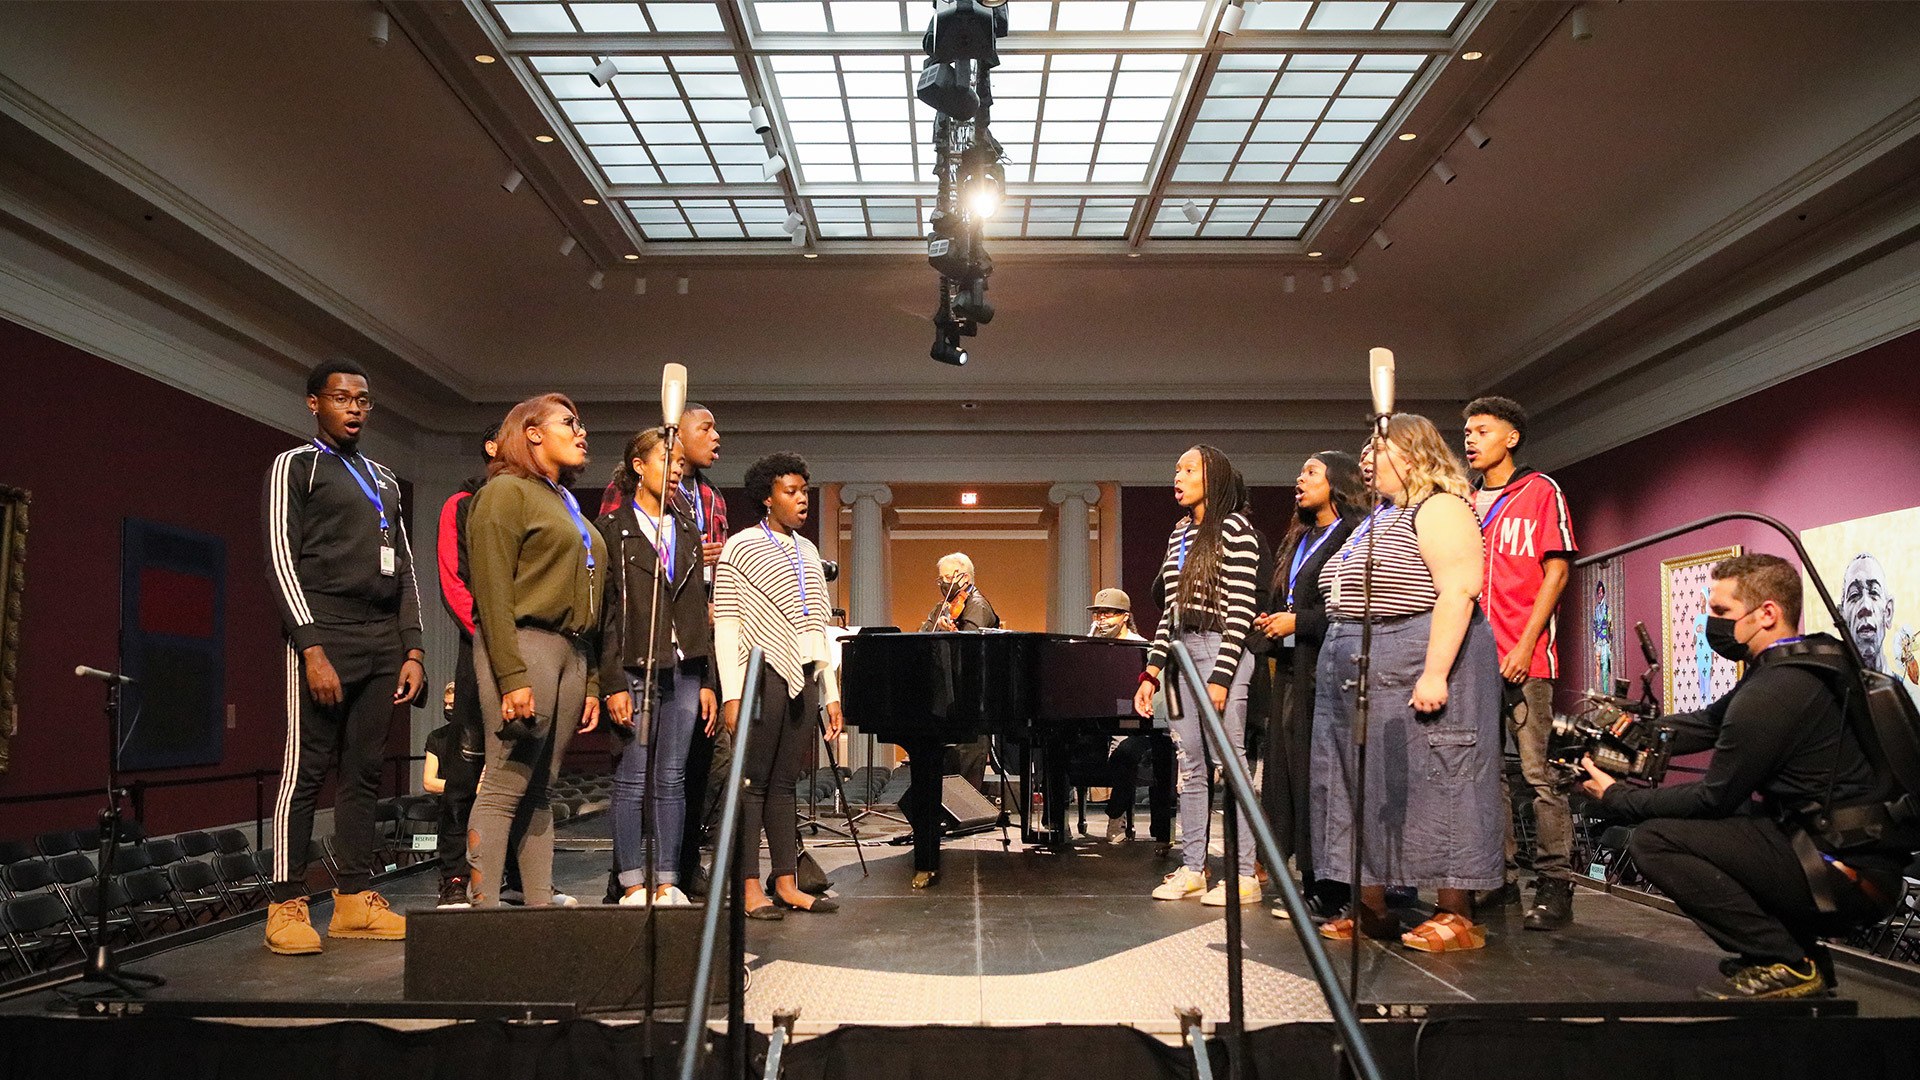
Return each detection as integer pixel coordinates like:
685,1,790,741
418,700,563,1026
541,415,586,436
317,392,374,410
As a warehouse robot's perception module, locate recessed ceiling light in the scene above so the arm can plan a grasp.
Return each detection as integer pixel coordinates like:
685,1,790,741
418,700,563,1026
582,198,600,206
1398,132,1417,141
1127,252,1141,258
802,252,818,259
475,54,497,64
1348,196,1366,204
1461,50,1484,60
623,254,639,261
1307,251,1323,258
535,134,555,143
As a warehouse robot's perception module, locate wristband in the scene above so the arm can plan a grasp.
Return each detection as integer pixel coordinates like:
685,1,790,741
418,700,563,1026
1138,671,1160,690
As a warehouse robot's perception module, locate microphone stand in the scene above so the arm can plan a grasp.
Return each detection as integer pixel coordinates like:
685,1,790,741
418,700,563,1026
1345,414,1389,1009
58,669,164,1005
634,421,679,1080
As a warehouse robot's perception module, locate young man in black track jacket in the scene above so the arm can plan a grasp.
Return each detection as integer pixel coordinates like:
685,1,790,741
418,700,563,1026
260,359,423,955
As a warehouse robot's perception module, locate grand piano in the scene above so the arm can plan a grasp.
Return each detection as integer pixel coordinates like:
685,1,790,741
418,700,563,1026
840,630,1171,859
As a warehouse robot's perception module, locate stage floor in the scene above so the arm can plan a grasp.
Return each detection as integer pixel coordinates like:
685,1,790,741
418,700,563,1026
7,812,1919,1035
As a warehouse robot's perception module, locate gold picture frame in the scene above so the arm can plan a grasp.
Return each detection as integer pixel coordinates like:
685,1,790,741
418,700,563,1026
0,485,26,774
1660,545,1742,713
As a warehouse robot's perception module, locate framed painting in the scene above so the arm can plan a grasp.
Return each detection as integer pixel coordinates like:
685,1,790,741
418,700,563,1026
1660,545,1742,712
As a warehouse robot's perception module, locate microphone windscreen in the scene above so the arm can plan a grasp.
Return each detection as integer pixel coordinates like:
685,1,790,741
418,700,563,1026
1368,347,1395,418
1635,620,1660,666
661,363,688,429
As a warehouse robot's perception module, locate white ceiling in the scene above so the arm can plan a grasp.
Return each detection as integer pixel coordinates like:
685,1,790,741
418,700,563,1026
0,0,1917,478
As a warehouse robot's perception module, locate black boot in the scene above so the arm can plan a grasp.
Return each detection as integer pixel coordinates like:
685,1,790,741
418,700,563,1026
1473,881,1521,914
1524,877,1574,931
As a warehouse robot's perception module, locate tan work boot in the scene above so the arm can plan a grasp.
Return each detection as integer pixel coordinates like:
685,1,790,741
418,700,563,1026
327,888,407,940
265,897,323,955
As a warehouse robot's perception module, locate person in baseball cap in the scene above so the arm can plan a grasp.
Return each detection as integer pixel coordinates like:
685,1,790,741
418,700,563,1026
1087,588,1142,640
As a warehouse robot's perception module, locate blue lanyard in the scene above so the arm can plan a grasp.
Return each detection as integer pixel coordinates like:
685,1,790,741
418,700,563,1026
635,502,675,584
1341,506,1388,561
1175,522,1194,571
1287,523,1338,607
548,480,595,572
313,440,388,535
680,479,707,537
761,521,810,616
1757,634,1806,657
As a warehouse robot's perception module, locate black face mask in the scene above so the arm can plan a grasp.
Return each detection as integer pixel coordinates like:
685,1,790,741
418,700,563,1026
1705,615,1749,663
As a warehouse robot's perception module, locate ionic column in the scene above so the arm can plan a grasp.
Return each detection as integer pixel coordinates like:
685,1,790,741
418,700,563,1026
1048,483,1102,634
837,483,894,627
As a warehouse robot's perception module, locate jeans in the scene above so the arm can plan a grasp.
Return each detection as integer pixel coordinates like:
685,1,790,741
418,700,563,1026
611,660,704,888
1501,676,1574,880
1167,630,1256,878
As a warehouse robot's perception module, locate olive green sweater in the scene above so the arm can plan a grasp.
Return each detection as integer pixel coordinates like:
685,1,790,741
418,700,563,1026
467,473,609,696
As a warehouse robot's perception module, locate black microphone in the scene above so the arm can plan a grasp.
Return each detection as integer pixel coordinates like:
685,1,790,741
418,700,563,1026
75,665,136,685
1634,621,1660,668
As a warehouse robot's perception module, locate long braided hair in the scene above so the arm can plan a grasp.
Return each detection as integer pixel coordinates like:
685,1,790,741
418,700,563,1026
1176,444,1247,612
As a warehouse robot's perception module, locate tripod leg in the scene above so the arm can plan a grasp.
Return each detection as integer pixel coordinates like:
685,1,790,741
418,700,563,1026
818,722,868,876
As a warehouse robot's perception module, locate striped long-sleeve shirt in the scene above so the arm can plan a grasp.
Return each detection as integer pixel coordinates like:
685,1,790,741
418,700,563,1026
262,441,423,653
713,524,839,706
1147,511,1262,688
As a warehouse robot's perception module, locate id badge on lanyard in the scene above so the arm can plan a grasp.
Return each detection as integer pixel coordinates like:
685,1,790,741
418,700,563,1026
315,441,395,576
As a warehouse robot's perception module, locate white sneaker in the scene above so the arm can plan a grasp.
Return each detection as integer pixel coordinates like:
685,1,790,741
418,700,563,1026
655,885,691,907
1152,867,1209,900
551,890,579,908
1202,875,1263,907
1105,818,1128,845
618,889,650,906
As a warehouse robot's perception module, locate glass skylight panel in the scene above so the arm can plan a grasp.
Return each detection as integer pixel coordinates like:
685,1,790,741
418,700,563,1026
625,198,793,239
750,1,1212,35
1174,52,1423,183
538,55,765,185
991,53,1184,184
490,2,725,34
1242,1,1463,31
1149,197,1321,238
806,197,941,238
992,197,1136,238
769,55,941,183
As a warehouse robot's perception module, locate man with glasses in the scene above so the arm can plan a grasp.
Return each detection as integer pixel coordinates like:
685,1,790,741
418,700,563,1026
260,359,423,955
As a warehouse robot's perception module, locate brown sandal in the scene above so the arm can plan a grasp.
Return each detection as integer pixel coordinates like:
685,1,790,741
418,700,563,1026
1400,911,1487,952
1319,914,1399,941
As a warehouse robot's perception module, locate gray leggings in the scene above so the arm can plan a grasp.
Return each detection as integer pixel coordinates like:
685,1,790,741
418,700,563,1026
469,626,587,906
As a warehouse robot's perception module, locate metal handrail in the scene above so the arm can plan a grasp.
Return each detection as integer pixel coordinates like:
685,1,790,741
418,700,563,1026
1167,639,1386,1080
679,647,765,1080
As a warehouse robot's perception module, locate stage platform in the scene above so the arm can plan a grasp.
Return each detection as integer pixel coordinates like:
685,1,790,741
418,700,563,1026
5,811,1918,1036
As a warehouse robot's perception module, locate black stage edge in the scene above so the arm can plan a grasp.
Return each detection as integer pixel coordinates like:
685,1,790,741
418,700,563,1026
5,1016,1920,1080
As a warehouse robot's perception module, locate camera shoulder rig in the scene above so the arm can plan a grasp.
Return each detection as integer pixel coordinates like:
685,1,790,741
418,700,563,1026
1755,634,1920,910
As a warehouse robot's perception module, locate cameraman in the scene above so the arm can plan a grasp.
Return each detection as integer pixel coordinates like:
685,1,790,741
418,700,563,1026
1581,554,1902,1000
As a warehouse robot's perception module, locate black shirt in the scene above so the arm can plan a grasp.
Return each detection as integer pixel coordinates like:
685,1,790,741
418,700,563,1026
424,722,455,765
263,441,423,653
1262,513,1359,654
920,589,1000,632
1600,637,1878,823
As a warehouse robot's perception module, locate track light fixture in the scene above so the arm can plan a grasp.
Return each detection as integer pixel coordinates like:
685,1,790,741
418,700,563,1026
559,235,578,256
1570,5,1592,42
588,270,605,291
369,10,390,47
750,105,772,134
1339,267,1359,289
1219,1,1244,35
588,58,619,87
1371,228,1392,251
761,152,789,180
1181,199,1204,224
1283,273,1296,294
634,276,647,296
1465,122,1490,149
1321,273,1334,294
501,167,524,194
1431,158,1457,184
782,211,805,235
676,275,690,296
791,227,809,248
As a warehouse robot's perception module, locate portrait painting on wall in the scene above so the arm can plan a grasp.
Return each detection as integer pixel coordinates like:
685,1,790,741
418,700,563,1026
1661,546,1743,712
1799,505,1920,706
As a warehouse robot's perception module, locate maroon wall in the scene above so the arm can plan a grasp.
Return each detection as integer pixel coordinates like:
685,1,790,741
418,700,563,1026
0,319,414,839
1121,483,1298,637
1555,328,1920,671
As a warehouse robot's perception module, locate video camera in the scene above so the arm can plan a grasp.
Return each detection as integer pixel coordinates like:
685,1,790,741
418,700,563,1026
1546,691,1674,793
